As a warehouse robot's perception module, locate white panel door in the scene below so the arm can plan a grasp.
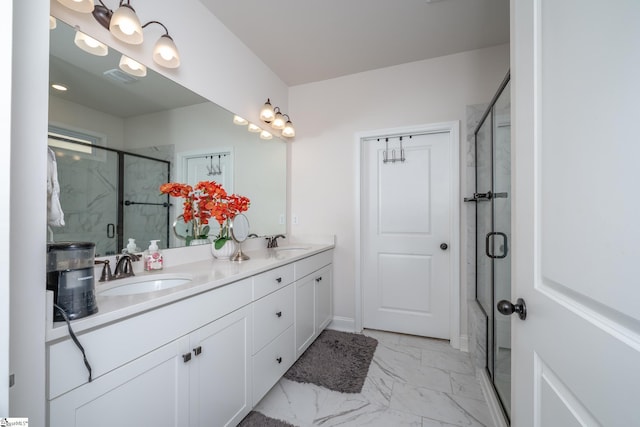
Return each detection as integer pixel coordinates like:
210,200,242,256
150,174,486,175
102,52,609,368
511,1,640,425
362,131,451,339
183,152,232,190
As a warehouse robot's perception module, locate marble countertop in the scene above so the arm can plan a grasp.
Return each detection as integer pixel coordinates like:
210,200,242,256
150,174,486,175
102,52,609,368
46,240,334,343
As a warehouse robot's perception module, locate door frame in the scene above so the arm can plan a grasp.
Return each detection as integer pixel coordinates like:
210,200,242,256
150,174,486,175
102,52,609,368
354,121,462,349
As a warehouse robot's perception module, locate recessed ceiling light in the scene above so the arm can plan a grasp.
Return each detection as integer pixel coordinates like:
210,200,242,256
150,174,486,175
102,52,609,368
51,84,68,91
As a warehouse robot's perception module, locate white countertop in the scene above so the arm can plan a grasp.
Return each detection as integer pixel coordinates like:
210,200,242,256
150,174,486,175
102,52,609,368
46,240,334,343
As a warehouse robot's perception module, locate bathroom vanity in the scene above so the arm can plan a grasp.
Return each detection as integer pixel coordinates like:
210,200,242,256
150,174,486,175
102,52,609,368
45,243,333,427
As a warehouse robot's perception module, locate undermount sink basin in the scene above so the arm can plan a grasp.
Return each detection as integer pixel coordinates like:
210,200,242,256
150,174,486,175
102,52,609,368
99,277,192,296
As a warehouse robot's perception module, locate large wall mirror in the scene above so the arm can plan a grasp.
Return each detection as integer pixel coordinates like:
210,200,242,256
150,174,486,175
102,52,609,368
48,18,286,256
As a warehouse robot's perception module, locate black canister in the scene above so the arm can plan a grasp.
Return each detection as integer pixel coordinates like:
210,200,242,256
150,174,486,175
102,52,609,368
47,242,99,321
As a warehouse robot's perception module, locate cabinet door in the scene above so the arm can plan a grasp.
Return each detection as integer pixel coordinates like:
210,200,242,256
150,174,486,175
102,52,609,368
295,275,315,358
189,305,252,427
49,337,189,427
315,265,333,332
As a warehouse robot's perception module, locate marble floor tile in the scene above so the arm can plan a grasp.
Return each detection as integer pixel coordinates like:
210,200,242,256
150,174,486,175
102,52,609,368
421,349,475,375
254,330,495,427
389,382,490,427
450,372,485,401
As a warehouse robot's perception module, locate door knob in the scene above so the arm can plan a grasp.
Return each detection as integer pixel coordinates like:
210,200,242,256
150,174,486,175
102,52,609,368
440,243,448,250
497,298,527,320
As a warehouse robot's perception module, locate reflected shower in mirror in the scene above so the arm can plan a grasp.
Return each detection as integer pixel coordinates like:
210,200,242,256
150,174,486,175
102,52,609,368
48,18,286,254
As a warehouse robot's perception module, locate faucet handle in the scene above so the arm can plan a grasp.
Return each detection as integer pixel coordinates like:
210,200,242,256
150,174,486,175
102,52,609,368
95,259,113,282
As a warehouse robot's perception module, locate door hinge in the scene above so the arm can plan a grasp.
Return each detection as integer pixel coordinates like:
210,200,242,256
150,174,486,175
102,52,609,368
9,373,15,387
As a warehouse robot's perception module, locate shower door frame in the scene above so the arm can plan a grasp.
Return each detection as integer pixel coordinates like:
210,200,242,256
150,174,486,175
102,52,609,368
473,71,511,423
47,134,171,254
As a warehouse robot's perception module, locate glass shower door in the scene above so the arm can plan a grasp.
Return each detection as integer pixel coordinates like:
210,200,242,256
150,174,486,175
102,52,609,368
473,75,511,422
492,81,511,418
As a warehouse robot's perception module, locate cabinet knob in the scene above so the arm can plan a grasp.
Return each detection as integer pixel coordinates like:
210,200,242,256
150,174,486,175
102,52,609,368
276,311,282,318
182,353,192,363
193,346,202,356
315,277,322,282
276,357,282,364
276,277,282,283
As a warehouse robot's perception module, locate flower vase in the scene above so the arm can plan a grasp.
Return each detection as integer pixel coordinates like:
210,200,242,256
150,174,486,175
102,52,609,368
211,240,236,260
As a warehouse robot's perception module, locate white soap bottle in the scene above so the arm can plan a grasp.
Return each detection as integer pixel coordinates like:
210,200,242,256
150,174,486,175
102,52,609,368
126,238,137,253
144,240,163,271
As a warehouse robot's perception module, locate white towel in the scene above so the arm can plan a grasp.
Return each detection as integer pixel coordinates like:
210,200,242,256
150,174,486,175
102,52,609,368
47,148,65,227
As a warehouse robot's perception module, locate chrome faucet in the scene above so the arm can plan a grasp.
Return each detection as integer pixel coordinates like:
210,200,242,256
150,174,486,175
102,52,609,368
94,259,113,282
266,234,286,248
113,253,141,279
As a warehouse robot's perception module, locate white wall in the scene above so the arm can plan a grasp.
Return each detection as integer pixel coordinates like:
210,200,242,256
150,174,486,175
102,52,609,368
0,0,12,416
288,44,510,338
49,96,126,149
6,0,289,420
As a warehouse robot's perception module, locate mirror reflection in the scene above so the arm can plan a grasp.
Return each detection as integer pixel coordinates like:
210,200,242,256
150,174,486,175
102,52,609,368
47,19,286,256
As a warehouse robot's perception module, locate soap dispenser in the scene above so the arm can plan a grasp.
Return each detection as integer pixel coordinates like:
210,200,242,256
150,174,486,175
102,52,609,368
144,240,163,271
126,238,137,253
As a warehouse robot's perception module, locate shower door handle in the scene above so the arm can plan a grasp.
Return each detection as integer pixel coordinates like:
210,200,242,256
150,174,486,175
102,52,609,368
485,232,508,259
107,223,115,239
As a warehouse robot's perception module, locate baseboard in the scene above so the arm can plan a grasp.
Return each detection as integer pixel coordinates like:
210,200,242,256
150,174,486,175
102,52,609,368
327,316,355,333
477,368,509,427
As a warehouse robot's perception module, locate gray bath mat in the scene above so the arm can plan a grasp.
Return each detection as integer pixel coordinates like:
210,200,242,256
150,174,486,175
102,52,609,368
284,329,378,393
237,411,296,427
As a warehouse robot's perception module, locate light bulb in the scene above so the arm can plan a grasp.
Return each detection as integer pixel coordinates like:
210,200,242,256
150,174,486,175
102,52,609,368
271,111,285,130
260,99,275,123
282,120,296,138
109,5,143,45
74,30,109,56
260,130,273,140
153,35,180,68
119,55,147,77
233,116,248,125
247,123,262,133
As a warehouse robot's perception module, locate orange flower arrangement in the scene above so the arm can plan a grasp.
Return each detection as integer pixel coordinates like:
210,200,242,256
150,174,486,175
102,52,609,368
160,181,250,247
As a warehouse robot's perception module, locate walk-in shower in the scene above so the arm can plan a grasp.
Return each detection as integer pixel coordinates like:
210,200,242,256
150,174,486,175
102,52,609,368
48,132,171,256
467,72,511,422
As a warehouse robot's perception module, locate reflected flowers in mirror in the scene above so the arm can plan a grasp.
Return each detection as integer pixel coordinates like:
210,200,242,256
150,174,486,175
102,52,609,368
160,181,250,247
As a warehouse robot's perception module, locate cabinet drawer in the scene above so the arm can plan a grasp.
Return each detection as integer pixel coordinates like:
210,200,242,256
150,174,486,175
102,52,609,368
253,264,294,300
252,326,295,404
253,284,294,353
294,249,333,280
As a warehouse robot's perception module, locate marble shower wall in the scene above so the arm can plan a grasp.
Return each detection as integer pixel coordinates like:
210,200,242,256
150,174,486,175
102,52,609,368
50,144,174,256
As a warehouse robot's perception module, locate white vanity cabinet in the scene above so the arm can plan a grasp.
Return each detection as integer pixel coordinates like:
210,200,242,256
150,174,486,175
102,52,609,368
47,247,333,427
48,278,253,427
294,250,333,358
188,305,252,427
251,274,295,403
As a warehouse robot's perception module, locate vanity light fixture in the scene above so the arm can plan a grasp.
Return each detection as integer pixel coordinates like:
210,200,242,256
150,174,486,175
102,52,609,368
271,108,285,130
259,98,296,138
57,0,181,69
56,0,94,13
119,55,147,77
282,117,296,138
259,130,273,140
247,123,262,133
233,115,249,126
74,29,109,56
259,99,275,123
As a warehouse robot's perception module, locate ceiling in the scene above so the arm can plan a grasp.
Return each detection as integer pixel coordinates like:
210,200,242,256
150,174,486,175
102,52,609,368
200,0,510,86
49,20,206,118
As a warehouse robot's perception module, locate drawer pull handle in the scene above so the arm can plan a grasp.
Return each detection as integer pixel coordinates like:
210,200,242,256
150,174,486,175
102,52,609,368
193,346,202,356
276,277,282,283
276,357,283,364
182,353,192,363
276,311,282,318
315,277,322,282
